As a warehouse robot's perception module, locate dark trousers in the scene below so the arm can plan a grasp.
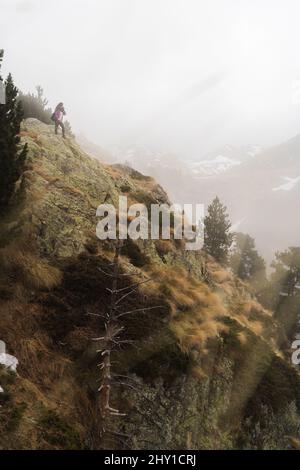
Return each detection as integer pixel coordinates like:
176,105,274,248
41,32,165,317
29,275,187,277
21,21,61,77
55,119,65,137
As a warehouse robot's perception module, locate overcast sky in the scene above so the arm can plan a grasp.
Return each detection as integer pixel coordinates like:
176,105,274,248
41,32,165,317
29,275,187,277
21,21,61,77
1,0,300,159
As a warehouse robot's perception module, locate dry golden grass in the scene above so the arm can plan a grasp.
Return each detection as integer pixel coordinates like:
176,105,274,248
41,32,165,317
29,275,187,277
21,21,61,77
211,269,233,283
145,265,214,315
172,318,228,353
0,300,36,346
226,295,274,340
65,327,93,352
237,331,248,345
19,130,39,140
139,259,277,355
63,185,85,198
104,165,121,179
0,298,70,392
289,437,300,450
139,264,230,352
0,244,62,290
155,239,175,257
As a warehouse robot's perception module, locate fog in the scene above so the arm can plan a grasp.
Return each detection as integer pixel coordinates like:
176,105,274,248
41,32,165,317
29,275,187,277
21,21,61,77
2,0,300,158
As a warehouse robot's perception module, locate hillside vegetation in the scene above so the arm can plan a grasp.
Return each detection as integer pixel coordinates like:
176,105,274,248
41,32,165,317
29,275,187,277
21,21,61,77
0,119,299,450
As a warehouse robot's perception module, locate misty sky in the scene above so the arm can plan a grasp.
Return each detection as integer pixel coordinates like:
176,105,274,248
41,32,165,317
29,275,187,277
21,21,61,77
2,0,300,159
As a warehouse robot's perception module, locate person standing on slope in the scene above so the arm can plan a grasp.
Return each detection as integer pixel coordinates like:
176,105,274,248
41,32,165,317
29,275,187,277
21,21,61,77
53,102,66,138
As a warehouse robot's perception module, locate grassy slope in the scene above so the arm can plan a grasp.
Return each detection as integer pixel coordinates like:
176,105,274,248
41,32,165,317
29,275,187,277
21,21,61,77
0,119,299,449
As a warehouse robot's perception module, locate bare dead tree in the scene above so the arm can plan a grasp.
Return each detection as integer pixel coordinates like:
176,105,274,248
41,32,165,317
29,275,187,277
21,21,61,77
90,238,164,448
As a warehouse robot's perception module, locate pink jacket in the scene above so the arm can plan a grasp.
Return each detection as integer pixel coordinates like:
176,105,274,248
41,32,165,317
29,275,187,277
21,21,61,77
54,105,66,122
54,109,64,121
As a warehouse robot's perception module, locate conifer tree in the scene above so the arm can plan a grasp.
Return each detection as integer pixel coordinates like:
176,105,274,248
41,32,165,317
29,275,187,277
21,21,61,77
0,50,27,214
271,247,300,298
230,232,266,283
204,196,233,265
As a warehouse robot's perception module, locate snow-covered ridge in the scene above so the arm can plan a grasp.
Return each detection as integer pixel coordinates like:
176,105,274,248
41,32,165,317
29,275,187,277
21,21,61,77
111,144,264,178
189,145,263,176
272,176,300,192
190,155,241,176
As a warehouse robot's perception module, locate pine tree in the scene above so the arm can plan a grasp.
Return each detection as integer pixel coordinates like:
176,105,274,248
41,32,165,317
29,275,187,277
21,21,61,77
271,247,300,298
204,196,233,265
260,247,300,334
0,50,27,214
230,232,266,280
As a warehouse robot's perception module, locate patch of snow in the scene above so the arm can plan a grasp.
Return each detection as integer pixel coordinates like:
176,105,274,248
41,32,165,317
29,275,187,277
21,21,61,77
191,155,241,176
0,386,3,393
272,176,300,192
0,353,18,372
247,145,262,157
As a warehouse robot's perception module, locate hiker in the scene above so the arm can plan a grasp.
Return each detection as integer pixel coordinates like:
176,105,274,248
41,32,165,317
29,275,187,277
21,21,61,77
52,102,66,138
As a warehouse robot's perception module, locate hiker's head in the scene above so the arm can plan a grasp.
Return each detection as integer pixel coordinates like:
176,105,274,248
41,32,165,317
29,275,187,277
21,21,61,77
58,102,64,108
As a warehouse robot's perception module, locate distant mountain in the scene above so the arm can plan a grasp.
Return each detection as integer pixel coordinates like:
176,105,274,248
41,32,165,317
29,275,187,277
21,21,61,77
273,176,300,192
184,136,300,262
111,137,299,263
112,144,263,178
189,145,263,176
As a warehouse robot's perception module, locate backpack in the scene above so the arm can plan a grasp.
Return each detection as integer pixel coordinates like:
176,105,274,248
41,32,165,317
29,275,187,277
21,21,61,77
51,112,56,122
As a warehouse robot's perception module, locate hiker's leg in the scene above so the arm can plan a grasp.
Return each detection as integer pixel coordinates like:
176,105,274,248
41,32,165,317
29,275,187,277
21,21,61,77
55,120,58,135
60,121,66,138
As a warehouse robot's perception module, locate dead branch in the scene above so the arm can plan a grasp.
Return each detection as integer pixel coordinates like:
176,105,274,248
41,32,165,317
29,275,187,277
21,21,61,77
115,305,165,319
93,237,162,448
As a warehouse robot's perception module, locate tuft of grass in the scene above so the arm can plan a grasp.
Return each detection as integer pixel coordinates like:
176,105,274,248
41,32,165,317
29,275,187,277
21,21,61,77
0,244,62,290
140,264,229,352
211,269,233,283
